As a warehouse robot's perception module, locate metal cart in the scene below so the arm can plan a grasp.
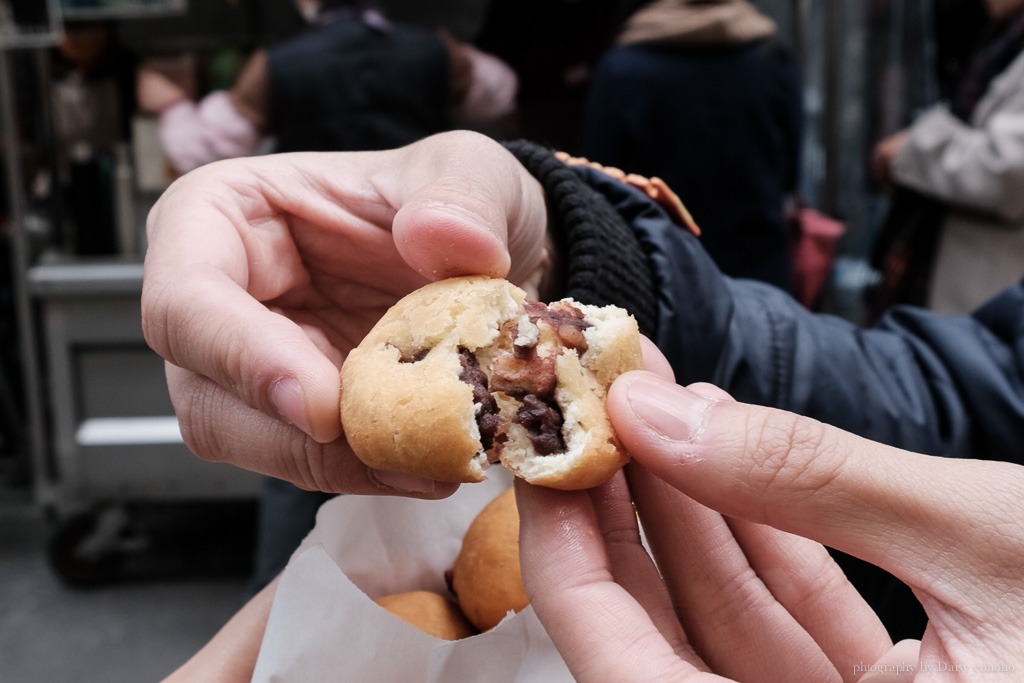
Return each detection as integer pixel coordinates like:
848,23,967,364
27,259,263,583
1,5,262,584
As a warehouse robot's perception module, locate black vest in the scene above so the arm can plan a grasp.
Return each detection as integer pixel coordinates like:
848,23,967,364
267,18,451,153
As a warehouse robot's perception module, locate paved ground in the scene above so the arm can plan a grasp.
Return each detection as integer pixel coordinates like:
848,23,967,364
0,496,257,682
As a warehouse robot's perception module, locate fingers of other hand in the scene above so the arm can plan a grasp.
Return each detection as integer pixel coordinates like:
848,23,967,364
162,575,280,683
627,463,846,683
725,520,892,681
609,370,912,565
515,480,713,682
164,364,456,498
608,372,1024,611
586,472,693,659
628,380,890,680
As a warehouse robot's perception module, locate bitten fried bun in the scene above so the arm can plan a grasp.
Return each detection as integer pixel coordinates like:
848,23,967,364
340,276,642,490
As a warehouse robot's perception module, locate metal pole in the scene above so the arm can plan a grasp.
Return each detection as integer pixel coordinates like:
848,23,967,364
1,49,54,505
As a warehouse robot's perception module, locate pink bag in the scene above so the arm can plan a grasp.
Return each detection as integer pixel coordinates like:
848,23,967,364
791,207,846,309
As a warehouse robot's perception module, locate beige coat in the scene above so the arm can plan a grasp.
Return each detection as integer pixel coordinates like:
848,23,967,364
892,50,1024,313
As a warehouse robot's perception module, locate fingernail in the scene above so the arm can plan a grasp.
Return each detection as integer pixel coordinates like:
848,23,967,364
270,378,312,436
625,373,713,443
369,469,437,495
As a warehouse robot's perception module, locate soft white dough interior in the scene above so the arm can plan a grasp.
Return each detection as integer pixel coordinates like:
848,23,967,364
580,306,632,365
514,314,539,347
471,449,491,473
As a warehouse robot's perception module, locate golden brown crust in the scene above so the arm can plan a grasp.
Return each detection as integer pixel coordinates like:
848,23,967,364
342,343,486,483
449,488,526,631
340,276,642,489
374,590,478,640
341,277,524,483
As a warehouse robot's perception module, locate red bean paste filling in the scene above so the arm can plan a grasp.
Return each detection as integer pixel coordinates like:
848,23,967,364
395,339,575,456
432,301,593,458
495,301,593,456
458,349,501,451
523,300,590,354
512,302,592,455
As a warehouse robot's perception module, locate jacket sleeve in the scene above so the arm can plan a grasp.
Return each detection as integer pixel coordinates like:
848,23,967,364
505,140,1024,462
892,95,1024,222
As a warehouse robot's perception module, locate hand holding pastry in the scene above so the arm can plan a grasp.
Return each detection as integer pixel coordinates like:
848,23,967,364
517,345,1024,681
142,131,549,496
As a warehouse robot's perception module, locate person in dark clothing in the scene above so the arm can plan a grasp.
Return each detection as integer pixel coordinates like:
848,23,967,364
581,0,803,291
136,0,517,173
51,20,140,255
264,15,450,154
473,0,640,152
144,131,1024,679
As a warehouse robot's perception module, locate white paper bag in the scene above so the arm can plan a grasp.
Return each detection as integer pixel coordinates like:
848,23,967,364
251,473,573,682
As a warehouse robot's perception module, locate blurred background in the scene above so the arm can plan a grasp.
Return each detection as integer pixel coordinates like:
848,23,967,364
0,0,989,680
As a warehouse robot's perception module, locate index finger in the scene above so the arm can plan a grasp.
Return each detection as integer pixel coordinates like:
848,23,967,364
607,372,1024,593
142,154,359,442
142,133,542,442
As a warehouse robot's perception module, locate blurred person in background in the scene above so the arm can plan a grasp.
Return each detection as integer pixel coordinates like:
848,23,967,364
136,0,517,174
473,0,641,152
137,0,517,593
869,0,1024,316
580,0,803,292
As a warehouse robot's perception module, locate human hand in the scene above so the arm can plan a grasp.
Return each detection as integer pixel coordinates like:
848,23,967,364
870,130,910,187
162,577,278,683
142,130,549,496
137,68,190,114
517,349,1024,681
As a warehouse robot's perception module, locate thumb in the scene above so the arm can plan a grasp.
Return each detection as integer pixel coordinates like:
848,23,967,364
606,371,1024,592
387,131,547,286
